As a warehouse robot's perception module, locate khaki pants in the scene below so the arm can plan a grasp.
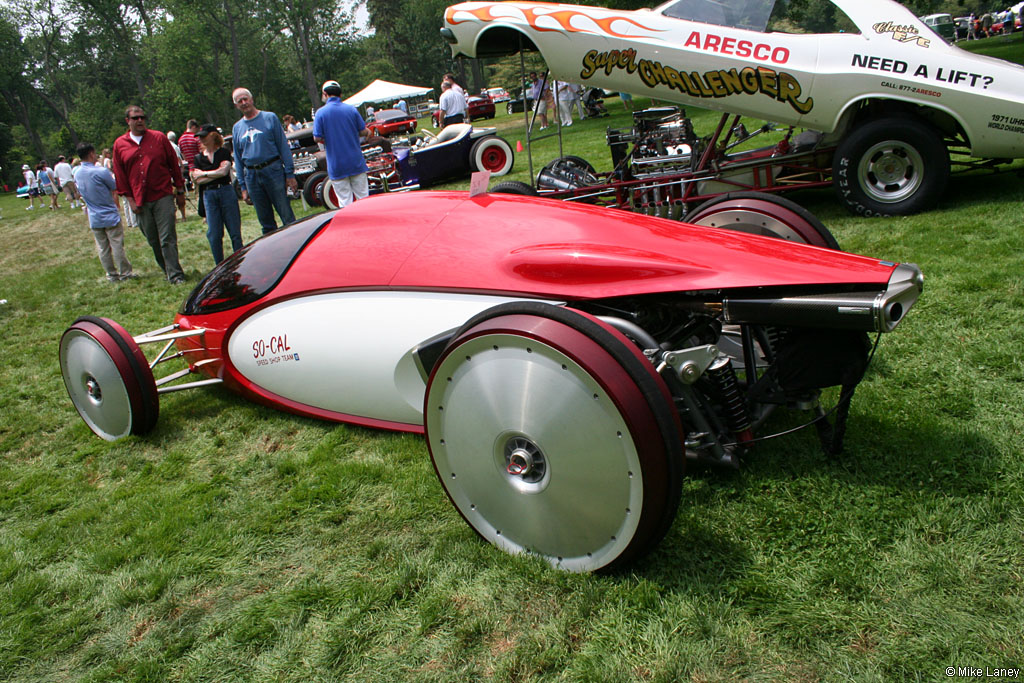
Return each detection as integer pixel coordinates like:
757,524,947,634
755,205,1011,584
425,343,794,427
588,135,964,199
92,223,133,281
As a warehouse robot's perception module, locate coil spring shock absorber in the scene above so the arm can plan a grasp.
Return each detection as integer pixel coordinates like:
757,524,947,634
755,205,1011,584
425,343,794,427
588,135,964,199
706,356,753,445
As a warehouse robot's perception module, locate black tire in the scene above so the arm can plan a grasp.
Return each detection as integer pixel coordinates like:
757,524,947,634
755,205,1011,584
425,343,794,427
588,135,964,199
302,171,328,207
59,316,159,440
491,180,538,196
424,302,683,572
470,136,514,175
833,117,949,217
687,191,840,249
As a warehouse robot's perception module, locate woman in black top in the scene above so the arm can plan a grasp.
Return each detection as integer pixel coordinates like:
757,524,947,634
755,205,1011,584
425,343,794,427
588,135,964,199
192,124,243,264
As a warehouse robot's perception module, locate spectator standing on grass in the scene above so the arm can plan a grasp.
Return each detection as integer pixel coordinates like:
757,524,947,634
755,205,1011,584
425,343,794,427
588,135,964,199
313,80,369,209
113,104,188,284
529,72,551,130
75,142,135,282
982,12,993,38
22,164,38,210
438,81,467,127
619,92,634,111
395,98,407,114
179,120,201,178
231,87,297,234
167,132,187,220
556,80,577,127
192,124,243,264
54,155,81,209
37,161,60,210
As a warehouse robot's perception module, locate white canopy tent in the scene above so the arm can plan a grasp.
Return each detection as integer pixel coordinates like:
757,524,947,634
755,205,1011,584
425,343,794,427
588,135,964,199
343,79,434,107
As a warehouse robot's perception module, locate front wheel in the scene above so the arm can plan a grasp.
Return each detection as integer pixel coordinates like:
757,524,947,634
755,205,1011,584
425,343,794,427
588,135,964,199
687,191,840,249
59,316,159,440
470,136,514,175
833,117,949,216
424,302,683,572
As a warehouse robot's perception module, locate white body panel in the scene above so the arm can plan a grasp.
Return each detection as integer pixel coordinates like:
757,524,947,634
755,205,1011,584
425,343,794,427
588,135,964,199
444,0,1024,158
227,292,545,425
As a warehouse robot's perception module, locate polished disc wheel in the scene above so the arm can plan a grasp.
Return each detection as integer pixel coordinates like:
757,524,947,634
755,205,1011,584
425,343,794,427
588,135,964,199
687,191,840,249
59,316,158,440
425,303,682,572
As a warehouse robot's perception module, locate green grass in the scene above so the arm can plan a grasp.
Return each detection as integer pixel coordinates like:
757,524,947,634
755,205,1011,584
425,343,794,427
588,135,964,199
2,98,1024,681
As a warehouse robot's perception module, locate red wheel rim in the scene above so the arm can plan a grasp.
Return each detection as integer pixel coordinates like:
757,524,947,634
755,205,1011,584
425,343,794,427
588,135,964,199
480,145,508,172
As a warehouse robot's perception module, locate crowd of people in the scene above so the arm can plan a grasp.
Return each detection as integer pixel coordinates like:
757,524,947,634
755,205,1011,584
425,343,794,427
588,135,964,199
17,81,375,286
21,73,606,285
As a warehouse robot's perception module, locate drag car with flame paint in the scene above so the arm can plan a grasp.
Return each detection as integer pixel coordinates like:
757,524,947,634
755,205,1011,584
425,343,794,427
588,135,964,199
59,191,922,572
442,0,1024,216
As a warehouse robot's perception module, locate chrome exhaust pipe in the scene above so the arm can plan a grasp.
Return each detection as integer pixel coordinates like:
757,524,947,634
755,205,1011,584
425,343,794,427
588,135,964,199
721,263,923,332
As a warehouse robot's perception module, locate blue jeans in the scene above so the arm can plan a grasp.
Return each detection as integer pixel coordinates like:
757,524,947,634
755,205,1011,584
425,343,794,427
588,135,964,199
203,184,243,264
243,166,295,234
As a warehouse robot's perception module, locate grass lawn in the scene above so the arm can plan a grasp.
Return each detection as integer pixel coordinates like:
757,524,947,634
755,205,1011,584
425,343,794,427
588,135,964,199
2,94,1024,681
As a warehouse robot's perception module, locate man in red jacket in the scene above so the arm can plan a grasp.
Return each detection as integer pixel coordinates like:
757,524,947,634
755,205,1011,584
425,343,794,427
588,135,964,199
113,105,188,284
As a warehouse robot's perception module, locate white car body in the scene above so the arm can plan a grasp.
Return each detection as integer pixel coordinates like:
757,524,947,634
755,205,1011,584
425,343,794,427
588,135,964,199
443,0,1024,160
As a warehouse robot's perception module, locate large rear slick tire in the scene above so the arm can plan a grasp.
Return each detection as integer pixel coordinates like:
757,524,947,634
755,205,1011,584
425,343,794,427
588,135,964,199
687,191,840,249
424,302,683,572
59,316,158,440
833,117,949,217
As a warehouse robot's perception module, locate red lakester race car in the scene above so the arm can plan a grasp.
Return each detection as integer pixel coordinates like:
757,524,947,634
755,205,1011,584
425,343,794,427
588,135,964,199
60,191,922,572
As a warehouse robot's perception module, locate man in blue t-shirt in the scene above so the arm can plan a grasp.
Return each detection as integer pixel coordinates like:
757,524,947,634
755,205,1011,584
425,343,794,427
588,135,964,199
75,142,135,282
231,87,297,234
313,80,369,208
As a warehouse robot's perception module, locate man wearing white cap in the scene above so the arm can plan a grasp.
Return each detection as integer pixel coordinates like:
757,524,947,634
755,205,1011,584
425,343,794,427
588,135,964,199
313,80,369,207
23,164,38,209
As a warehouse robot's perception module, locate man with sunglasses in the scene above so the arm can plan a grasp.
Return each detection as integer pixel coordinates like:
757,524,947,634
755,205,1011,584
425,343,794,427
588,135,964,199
112,105,188,284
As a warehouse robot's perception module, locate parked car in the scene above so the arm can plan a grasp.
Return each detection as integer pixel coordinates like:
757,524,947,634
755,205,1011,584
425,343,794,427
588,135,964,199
442,0,1024,216
432,95,497,127
366,108,418,137
483,86,511,102
59,191,922,571
920,13,955,42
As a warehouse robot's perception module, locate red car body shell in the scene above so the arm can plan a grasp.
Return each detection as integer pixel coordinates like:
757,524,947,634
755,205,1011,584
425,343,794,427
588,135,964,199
173,191,898,429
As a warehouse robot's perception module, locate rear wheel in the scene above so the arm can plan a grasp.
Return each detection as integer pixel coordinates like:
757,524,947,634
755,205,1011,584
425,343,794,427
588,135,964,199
59,316,158,440
833,117,949,216
424,302,683,572
302,171,327,207
491,180,538,196
687,191,840,249
470,136,514,175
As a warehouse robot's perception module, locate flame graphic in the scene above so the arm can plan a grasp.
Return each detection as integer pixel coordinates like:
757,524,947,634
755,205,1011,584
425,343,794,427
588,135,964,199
446,3,667,39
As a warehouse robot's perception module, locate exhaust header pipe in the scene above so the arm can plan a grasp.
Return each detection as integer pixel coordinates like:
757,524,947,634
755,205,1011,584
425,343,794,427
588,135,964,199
721,263,923,332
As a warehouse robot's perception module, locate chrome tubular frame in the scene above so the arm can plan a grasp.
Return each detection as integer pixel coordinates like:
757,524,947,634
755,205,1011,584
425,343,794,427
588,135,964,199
133,324,224,394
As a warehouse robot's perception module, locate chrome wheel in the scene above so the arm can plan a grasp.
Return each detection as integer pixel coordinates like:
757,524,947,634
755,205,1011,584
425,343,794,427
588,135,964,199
59,317,158,440
857,140,924,205
425,304,682,572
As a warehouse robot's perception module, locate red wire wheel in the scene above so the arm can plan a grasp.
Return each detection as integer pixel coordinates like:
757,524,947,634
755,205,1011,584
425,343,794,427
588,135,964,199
59,316,158,440
424,302,682,572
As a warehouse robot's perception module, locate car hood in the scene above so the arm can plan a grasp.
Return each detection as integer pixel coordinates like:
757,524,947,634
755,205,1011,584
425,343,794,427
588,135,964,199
278,191,898,300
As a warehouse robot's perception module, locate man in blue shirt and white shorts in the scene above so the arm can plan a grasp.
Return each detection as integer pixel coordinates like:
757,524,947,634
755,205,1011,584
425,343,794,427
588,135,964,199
313,80,369,208
231,87,297,234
